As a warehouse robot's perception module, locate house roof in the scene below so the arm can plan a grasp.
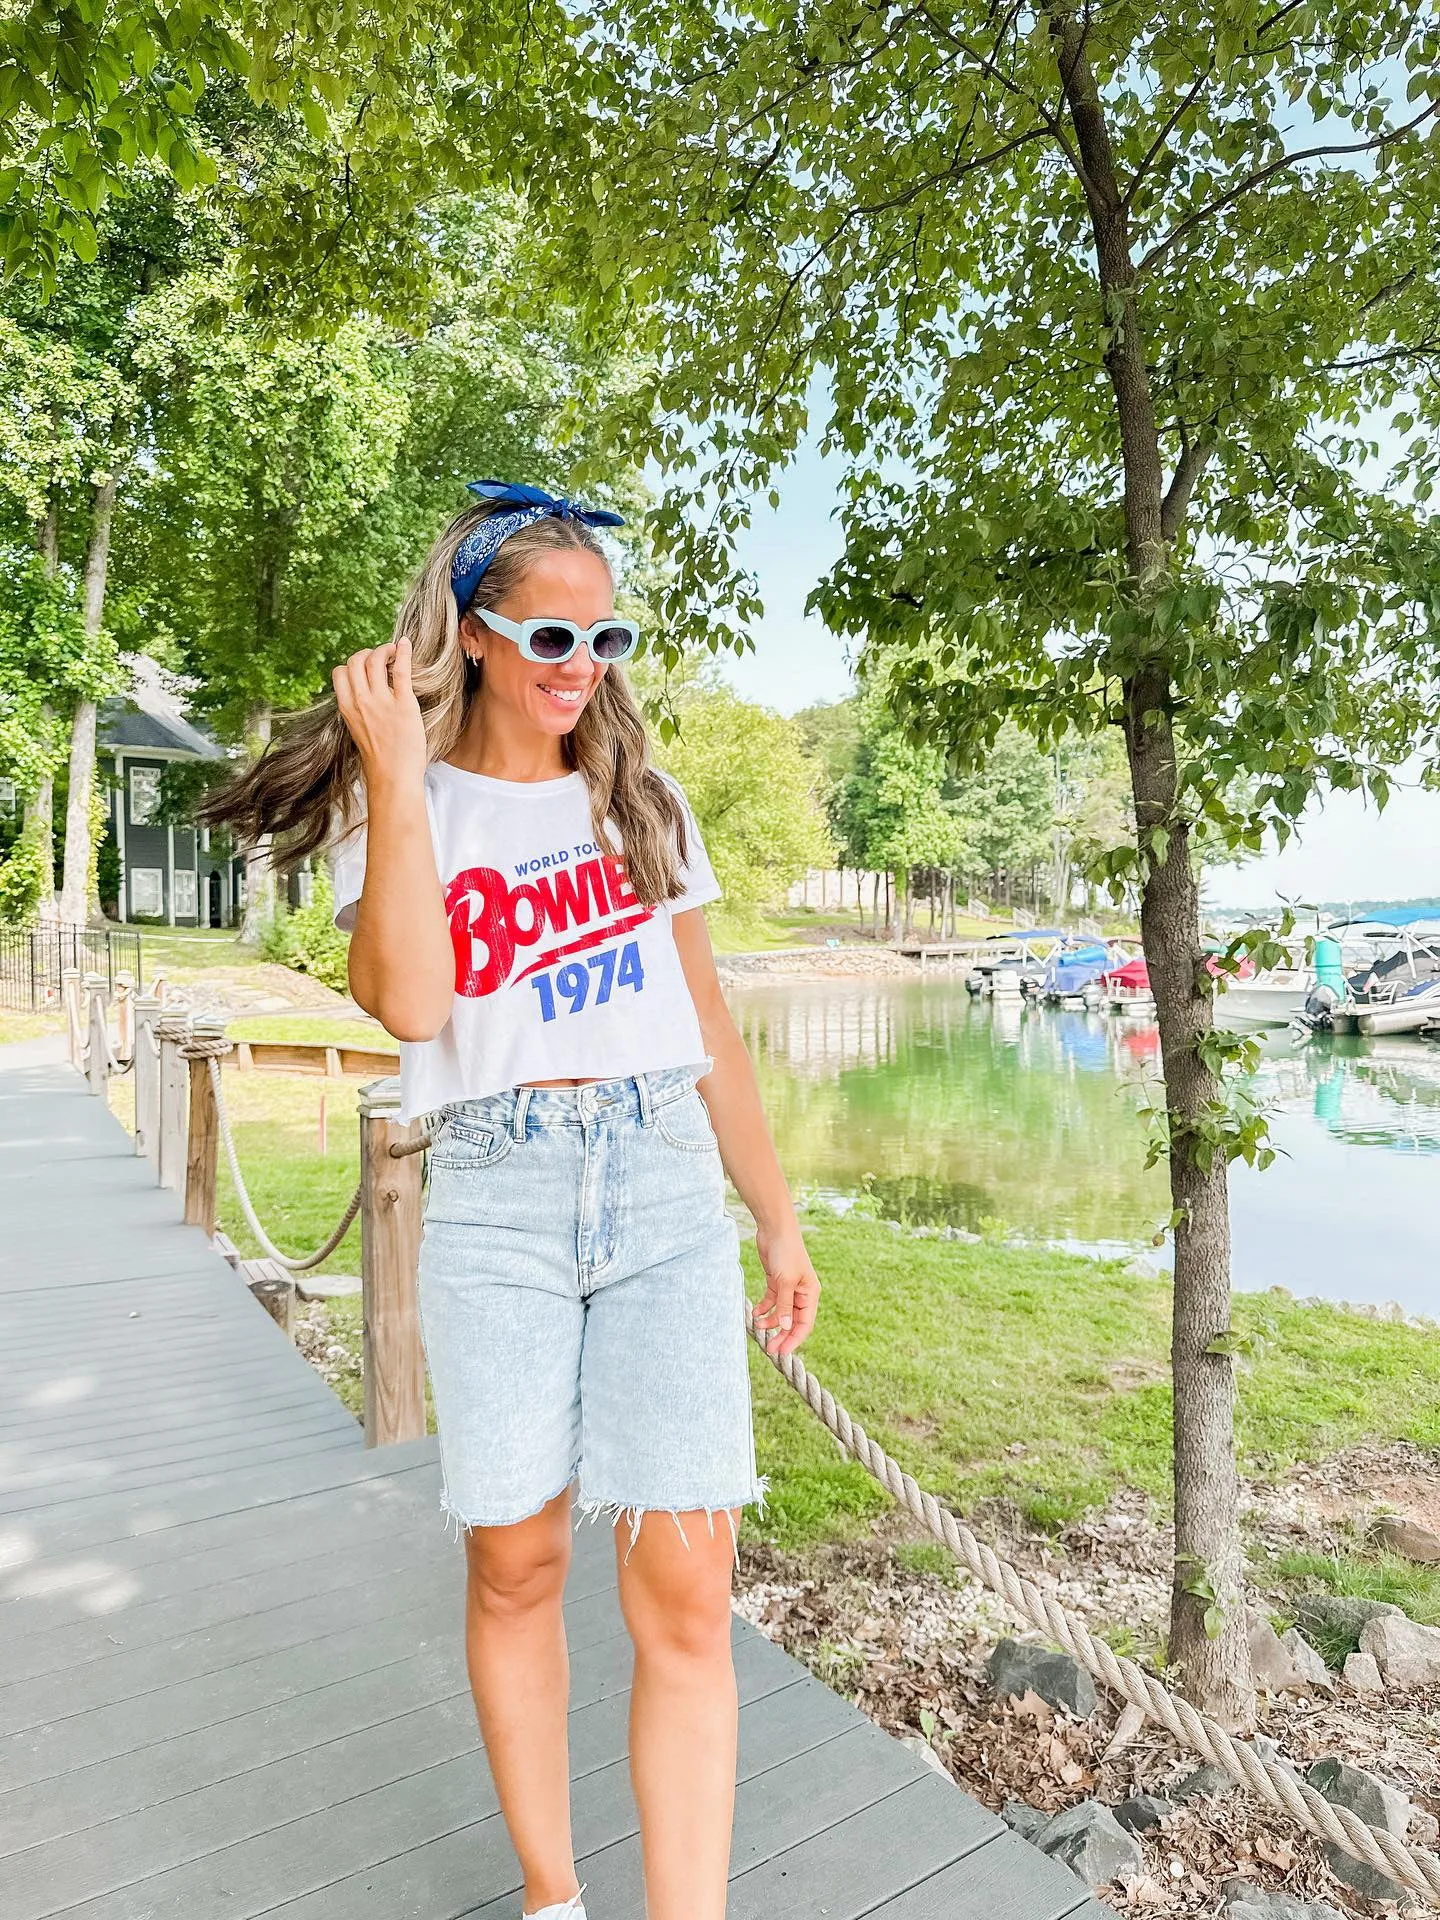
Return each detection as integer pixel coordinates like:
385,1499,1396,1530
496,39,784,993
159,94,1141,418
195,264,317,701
98,656,227,762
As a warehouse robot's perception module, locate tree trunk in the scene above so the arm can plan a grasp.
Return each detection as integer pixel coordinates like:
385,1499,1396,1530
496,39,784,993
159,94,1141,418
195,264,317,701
1052,4,1254,1726
28,492,61,918
58,472,117,927
239,705,276,944
1125,670,1251,1727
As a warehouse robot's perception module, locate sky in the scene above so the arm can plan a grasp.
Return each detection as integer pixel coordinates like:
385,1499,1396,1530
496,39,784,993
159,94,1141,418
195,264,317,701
697,421,1440,912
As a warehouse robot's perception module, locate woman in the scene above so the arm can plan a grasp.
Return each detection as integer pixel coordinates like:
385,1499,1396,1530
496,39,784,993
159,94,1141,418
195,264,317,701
204,479,822,1920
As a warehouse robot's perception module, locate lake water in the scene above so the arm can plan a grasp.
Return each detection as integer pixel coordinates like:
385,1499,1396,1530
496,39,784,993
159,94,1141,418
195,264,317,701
728,975,1440,1319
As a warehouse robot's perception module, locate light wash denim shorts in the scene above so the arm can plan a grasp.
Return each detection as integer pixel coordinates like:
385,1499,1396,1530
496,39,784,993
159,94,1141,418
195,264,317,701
417,1063,768,1560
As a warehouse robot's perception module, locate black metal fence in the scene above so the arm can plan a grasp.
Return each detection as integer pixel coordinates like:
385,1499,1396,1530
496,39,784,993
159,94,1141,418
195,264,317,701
0,923,143,1014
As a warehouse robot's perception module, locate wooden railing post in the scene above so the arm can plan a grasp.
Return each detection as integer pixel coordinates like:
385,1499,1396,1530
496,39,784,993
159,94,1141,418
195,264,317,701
62,967,84,1071
358,1076,427,1447
132,993,161,1161
85,973,109,1097
183,1017,230,1234
155,1011,192,1192
114,970,135,1062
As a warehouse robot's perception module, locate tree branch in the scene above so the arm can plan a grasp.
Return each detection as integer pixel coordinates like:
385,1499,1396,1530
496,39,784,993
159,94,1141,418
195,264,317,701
1123,65,1212,207
1137,98,1440,277
1161,434,1215,542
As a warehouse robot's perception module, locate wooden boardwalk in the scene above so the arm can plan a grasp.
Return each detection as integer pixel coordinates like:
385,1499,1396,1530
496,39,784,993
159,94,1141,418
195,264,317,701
0,1060,1104,1920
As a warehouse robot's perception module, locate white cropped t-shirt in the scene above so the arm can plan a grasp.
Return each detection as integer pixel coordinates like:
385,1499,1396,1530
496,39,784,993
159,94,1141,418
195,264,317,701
329,763,722,1121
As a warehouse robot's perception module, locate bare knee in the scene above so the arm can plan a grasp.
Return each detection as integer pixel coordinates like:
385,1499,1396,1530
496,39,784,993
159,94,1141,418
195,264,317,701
464,1511,571,1621
621,1523,736,1664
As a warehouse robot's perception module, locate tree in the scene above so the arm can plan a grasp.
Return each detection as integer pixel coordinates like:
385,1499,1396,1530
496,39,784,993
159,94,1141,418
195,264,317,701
538,4,1440,1721
0,287,133,919
3,33,602,926
950,723,1052,910
836,688,969,938
0,2,585,316
113,201,651,937
655,682,834,917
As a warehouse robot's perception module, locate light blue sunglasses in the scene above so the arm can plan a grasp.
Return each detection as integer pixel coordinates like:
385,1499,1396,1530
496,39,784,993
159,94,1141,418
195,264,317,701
474,606,640,664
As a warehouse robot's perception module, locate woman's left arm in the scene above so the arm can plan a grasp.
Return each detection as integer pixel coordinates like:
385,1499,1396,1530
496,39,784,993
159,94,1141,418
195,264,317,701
672,907,821,1358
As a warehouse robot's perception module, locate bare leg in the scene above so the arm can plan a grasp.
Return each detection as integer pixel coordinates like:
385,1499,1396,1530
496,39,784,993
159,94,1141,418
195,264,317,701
615,1510,740,1920
462,1487,582,1913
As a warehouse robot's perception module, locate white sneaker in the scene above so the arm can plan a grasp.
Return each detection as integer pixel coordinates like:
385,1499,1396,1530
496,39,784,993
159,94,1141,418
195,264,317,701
522,1885,587,1920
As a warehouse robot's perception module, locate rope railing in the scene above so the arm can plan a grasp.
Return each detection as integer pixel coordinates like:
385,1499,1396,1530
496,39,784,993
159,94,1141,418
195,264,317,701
200,1044,363,1272
742,1304,1440,1906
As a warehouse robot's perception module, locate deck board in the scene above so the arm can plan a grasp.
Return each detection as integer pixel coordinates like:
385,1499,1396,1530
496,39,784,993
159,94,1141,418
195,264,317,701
0,1062,1105,1918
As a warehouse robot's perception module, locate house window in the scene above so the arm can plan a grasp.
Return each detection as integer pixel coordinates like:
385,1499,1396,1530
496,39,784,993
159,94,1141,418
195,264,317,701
129,765,161,826
130,868,164,917
174,869,197,919
0,779,15,821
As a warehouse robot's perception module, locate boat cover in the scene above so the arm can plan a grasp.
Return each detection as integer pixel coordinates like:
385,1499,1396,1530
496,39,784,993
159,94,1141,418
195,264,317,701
1103,957,1150,991
1041,941,1111,996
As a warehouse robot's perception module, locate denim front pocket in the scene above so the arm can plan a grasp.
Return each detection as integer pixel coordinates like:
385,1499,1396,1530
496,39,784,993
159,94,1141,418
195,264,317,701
654,1088,718,1154
429,1116,515,1172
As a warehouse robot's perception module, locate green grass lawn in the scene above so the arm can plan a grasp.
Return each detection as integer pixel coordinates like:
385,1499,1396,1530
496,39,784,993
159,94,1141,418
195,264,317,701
739,1215,1440,1547
226,1014,395,1050
0,1009,65,1045
111,924,263,982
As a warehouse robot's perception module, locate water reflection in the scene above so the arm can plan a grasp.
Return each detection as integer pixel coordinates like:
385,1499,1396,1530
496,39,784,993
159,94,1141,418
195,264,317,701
728,979,1170,1246
725,977,1440,1315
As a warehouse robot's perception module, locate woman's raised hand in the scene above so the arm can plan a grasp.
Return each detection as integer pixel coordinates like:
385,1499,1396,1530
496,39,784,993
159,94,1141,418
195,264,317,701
332,637,428,790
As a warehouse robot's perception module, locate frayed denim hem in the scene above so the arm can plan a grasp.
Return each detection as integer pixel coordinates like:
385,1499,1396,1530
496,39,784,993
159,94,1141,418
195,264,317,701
573,1473,771,1567
437,1463,581,1542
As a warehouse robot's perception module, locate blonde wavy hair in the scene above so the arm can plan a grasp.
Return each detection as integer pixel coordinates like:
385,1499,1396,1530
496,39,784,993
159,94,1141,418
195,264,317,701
201,502,691,908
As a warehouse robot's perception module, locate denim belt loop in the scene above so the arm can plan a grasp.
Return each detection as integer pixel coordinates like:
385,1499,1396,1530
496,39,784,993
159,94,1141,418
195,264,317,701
635,1071,654,1130
511,1086,533,1143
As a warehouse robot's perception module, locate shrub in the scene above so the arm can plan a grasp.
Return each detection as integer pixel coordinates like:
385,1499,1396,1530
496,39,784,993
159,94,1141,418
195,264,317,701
260,870,350,993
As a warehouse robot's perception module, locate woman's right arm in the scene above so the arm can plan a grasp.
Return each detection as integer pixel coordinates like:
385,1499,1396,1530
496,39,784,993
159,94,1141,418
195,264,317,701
332,638,454,1043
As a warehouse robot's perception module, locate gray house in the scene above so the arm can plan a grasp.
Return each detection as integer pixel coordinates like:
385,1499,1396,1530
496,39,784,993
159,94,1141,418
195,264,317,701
98,659,246,927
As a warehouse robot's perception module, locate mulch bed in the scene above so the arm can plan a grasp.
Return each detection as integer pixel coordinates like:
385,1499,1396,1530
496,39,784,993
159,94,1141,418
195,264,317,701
733,1481,1440,1918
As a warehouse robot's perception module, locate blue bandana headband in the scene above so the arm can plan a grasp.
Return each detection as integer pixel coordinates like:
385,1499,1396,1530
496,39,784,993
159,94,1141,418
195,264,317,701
451,479,625,618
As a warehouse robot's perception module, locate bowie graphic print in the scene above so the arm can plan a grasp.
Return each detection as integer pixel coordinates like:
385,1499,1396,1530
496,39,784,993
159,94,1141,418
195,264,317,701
445,851,653,999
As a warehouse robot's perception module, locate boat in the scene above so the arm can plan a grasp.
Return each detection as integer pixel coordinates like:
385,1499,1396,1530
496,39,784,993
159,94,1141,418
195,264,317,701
1039,939,1120,1007
1215,967,1310,1028
1294,928,1440,1036
966,928,1063,997
1335,935,1440,1036
1102,956,1154,1016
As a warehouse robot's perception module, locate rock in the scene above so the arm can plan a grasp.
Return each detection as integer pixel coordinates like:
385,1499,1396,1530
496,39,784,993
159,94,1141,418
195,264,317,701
1175,1762,1238,1801
1371,1514,1440,1564
1113,1794,1172,1834
1359,1611,1440,1688
899,1734,950,1779
1290,1594,1403,1653
1177,1735,1296,1803
294,1272,362,1301
987,1640,1098,1719
1248,1609,1309,1694
1343,1650,1384,1693
1219,1877,1346,1920
1306,1757,1411,1902
1036,1800,1143,1889
1000,1798,1050,1842
1280,1627,1334,1689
